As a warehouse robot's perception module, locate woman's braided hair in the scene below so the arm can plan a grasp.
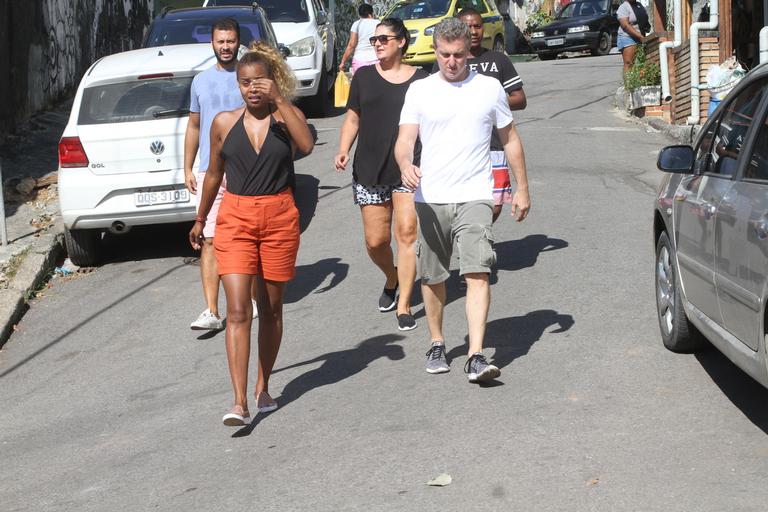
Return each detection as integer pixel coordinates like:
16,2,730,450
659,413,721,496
238,40,297,101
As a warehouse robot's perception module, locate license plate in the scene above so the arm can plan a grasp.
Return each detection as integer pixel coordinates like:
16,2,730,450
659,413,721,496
134,188,190,206
547,38,565,46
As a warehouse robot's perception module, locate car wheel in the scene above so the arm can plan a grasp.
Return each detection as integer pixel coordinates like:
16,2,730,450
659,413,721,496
593,31,611,56
64,227,103,267
493,35,505,54
538,53,557,61
655,231,705,353
305,61,330,118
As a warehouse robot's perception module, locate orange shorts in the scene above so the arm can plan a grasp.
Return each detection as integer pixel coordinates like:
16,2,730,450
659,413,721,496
213,189,300,281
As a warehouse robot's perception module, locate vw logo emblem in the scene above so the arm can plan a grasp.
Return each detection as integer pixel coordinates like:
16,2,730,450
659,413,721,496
150,140,165,155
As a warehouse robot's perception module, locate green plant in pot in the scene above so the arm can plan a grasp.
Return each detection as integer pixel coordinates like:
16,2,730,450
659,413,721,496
624,44,661,92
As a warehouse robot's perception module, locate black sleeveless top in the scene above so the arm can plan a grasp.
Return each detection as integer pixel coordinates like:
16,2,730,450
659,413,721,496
220,112,295,196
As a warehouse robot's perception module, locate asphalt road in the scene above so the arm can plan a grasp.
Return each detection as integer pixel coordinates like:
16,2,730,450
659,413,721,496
3,54,768,511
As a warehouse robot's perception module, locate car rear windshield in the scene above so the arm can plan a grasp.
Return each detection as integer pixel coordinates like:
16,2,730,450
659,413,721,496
390,0,451,19
557,0,607,17
145,17,264,47
207,0,311,22
78,77,193,125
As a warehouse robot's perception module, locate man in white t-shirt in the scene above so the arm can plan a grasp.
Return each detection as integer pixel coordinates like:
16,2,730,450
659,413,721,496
395,17,531,384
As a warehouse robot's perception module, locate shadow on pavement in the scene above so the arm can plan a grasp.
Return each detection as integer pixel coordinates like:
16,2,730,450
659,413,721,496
295,173,319,234
494,234,568,271
695,345,768,435
293,124,318,162
0,264,186,379
445,309,575,374
285,257,349,304
102,223,197,264
232,333,405,437
411,234,568,319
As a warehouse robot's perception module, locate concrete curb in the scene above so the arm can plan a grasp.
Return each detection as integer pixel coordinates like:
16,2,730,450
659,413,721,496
644,117,698,144
0,220,64,349
614,86,701,144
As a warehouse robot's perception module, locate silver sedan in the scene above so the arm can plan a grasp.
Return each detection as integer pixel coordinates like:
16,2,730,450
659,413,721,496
654,64,768,387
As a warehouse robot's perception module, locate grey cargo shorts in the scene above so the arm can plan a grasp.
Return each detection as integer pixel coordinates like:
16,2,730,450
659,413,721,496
414,200,495,285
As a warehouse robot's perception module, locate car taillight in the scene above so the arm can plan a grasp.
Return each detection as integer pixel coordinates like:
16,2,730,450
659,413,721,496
59,137,89,168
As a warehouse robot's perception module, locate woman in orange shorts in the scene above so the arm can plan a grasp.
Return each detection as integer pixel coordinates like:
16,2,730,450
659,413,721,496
189,42,314,426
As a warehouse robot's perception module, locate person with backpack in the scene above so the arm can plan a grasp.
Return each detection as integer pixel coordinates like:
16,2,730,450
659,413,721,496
616,0,651,73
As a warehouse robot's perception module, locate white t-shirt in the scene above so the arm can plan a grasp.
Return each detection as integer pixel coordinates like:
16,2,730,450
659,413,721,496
351,18,379,62
399,72,513,203
616,1,639,37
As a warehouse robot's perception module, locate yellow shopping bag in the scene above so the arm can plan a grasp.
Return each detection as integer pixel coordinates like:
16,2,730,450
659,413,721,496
334,71,351,108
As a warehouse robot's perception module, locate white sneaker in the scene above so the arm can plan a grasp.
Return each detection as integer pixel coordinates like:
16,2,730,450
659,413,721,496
190,309,223,330
251,299,258,319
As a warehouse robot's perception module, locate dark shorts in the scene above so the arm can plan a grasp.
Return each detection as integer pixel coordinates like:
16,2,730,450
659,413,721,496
415,200,495,284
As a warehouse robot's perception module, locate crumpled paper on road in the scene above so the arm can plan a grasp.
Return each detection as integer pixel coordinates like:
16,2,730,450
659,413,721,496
426,473,452,486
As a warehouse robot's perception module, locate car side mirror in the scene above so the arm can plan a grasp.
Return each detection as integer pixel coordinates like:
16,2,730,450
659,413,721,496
278,43,291,58
657,145,694,173
316,11,328,24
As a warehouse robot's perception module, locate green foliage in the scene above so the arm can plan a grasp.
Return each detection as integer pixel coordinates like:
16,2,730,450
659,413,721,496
624,44,661,91
524,10,553,36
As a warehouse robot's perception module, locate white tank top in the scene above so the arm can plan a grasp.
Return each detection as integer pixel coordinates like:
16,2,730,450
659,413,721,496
351,18,379,62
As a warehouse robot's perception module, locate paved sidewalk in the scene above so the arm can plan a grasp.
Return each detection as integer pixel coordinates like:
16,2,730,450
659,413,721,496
614,86,701,143
0,103,70,347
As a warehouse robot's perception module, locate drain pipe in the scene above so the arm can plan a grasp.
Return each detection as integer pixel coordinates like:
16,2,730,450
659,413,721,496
688,0,719,124
760,26,768,64
659,0,683,101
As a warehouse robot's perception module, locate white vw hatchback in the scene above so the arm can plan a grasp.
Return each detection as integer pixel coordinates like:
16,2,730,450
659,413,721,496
58,44,219,266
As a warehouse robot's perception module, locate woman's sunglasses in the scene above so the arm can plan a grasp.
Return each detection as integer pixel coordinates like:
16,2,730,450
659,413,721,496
369,35,399,45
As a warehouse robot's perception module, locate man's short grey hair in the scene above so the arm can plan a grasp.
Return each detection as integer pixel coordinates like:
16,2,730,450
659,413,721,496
432,17,470,48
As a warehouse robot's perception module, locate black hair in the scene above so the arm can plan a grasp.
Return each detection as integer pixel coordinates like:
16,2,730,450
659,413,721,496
456,7,482,18
211,17,240,42
377,17,409,55
358,3,374,17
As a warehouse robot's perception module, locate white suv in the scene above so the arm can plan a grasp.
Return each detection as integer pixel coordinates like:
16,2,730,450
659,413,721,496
204,0,337,114
58,44,219,266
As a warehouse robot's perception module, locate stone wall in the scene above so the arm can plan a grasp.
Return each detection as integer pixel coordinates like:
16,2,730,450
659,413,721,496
0,0,154,135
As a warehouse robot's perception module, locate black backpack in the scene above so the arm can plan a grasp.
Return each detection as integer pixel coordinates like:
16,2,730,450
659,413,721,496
629,1,651,36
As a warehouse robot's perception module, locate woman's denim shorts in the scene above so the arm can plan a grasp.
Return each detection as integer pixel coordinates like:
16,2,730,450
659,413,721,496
617,33,637,50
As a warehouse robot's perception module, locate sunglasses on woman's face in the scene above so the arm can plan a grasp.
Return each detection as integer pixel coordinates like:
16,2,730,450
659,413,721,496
369,35,398,45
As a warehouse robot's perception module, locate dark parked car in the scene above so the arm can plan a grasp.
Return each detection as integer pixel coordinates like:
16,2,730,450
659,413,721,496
529,0,619,60
653,64,768,388
143,5,279,49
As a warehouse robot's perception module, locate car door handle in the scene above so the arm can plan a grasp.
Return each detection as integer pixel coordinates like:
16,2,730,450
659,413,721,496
752,216,768,240
702,201,717,219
